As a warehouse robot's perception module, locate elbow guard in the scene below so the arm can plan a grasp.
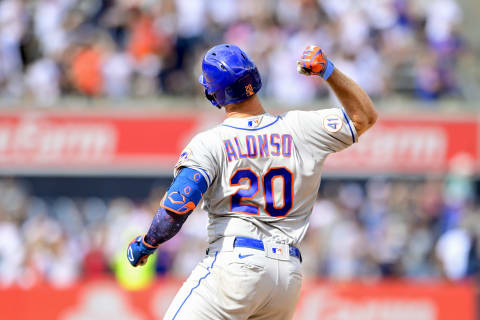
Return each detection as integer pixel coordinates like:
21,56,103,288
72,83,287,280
160,167,208,215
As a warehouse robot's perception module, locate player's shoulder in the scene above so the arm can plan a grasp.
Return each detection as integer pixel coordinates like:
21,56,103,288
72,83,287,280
185,125,225,156
175,125,223,177
279,107,343,123
281,107,343,116
277,109,301,123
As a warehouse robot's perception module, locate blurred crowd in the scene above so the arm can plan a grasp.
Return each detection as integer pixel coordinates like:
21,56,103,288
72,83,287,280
0,174,478,289
0,0,472,106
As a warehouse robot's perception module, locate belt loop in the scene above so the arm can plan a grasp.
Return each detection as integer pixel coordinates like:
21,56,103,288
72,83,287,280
222,236,235,252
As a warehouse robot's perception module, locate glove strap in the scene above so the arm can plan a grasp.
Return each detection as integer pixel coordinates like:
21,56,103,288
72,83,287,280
321,58,335,80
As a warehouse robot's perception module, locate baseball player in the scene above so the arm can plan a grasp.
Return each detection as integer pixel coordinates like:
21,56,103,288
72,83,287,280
127,44,377,319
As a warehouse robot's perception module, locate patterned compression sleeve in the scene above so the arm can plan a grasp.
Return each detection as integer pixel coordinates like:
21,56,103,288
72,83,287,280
143,167,208,247
144,207,190,247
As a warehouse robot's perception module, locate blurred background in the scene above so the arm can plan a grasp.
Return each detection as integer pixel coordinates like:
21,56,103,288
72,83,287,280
0,0,479,319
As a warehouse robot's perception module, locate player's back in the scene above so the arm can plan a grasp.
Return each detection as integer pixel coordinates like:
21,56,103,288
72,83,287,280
177,108,357,245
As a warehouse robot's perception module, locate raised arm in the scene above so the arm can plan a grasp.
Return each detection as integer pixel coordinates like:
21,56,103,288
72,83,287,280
298,45,377,136
325,69,377,136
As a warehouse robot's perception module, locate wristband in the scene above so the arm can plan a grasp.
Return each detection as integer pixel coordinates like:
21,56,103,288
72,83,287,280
321,58,335,80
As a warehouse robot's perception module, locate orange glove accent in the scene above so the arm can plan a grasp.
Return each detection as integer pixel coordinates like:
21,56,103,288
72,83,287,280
298,45,334,79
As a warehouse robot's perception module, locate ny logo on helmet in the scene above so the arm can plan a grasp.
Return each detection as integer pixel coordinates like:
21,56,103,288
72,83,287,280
245,84,254,96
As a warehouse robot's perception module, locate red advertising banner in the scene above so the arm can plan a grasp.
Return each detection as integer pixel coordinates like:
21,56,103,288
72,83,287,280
0,279,475,320
324,115,479,174
0,111,477,174
295,280,476,320
0,111,202,174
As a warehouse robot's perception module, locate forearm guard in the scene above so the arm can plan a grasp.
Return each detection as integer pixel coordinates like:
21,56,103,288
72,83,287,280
144,167,208,246
144,207,190,247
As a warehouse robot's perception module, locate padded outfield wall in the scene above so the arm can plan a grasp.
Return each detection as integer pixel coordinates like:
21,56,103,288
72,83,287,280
0,109,477,176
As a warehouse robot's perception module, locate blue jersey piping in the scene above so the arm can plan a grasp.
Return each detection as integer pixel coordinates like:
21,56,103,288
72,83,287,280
222,116,280,131
341,109,356,143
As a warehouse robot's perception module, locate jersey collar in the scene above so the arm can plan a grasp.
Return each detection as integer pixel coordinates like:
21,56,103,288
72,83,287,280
222,113,280,131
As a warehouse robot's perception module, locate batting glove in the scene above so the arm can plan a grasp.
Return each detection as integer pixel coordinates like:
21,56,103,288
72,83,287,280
297,45,335,80
127,235,158,267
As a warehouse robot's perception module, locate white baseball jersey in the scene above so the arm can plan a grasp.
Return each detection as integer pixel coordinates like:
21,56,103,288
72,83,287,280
174,108,357,245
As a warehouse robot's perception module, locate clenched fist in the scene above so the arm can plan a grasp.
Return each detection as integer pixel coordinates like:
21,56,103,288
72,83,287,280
297,45,335,80
127,235,157,267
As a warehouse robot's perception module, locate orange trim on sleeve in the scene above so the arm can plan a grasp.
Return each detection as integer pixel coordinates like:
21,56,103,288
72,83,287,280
142,235,159,249
160,191,196,215
160,202,195,215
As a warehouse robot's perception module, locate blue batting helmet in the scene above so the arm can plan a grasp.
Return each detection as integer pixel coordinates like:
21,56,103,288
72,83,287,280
198,44,262,107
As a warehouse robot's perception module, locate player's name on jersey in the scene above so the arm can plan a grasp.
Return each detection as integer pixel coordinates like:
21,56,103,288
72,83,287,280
223,134,292,162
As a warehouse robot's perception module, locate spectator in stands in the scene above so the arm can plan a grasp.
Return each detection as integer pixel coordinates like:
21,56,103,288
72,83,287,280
0,0,472,103
0,0,25,98
0,172,479,286
70,42,104,97
24,56,61,105
102,45,133,98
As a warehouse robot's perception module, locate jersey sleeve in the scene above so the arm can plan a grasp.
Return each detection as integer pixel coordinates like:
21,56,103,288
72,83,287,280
173,131,218,186
290,108,358,154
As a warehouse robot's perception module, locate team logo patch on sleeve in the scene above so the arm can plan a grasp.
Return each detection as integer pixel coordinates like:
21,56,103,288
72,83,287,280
323,114,343,133
175,148,192,168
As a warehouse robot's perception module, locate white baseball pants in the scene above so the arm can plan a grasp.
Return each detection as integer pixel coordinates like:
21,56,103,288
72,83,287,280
163,239,303,320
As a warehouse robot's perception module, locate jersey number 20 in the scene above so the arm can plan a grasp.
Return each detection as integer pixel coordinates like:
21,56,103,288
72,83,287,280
230,167,293,217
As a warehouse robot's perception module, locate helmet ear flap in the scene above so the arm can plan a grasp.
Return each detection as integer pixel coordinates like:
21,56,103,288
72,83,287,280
204,90,221,109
